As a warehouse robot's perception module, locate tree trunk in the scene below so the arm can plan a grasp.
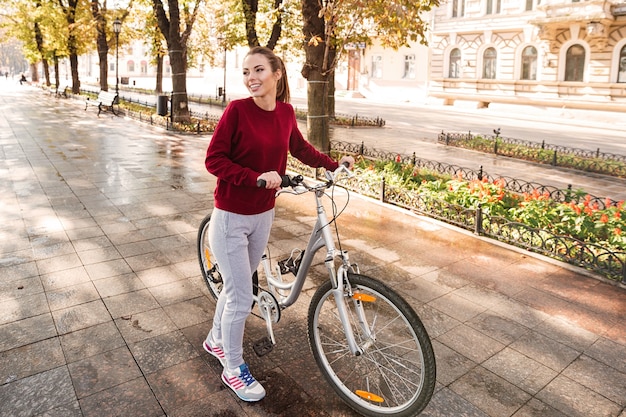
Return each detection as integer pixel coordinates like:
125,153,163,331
54,56,60,88
30,63,39,82
168,41,190,122
155,54,163,93
33,1,48,85
328,70,335,119
42,59,50,86
152,0,192,123
63,0,81,94
91,1,109,91
301,0,330,154
70,53,80,93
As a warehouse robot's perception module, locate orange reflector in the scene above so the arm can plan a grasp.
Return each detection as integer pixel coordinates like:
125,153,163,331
353,293,376,302
204,249,212,268
355,390,384,403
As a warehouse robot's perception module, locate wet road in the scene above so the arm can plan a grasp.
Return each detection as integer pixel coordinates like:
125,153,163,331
1,82,625,417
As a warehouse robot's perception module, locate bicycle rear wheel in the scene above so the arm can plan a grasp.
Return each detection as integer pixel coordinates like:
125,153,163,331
197,213,258,300
308,273,436,417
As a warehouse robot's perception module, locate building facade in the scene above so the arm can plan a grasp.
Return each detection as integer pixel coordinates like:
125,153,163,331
347,40,430,103
428,0,626,110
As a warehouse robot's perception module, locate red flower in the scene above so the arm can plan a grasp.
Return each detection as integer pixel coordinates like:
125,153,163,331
395,154,401,163
600,214,609,223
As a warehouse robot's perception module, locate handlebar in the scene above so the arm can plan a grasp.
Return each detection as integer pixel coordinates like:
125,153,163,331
256,161,352,190
256,176,292,189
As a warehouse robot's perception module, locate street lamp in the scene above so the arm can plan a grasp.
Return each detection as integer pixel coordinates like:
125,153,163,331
217,36,226,104
113,18,122,100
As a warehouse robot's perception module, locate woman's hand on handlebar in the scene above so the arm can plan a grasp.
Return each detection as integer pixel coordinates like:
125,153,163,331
338,155,355,170
257,171,284,189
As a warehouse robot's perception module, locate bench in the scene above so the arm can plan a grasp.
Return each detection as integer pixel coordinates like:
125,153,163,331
52,84,70,98
85,91,118,116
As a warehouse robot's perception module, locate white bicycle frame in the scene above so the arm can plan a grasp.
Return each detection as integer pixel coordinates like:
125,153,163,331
254,167,368,356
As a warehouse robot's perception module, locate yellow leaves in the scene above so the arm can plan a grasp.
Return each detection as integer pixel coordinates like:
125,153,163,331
308,35,323,46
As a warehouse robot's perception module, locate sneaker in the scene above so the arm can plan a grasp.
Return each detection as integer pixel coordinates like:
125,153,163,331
203,337,226,367
221,364,266,402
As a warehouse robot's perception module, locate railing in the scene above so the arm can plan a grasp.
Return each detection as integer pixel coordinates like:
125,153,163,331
333,140,622,209
289,141,626,285
438,131,626,179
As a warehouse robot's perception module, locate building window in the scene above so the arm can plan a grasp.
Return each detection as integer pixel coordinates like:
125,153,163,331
141,61,148,74
109,62,115,72
127,60,135,73
486,0,501,14
618,45,626,83
565,45,585,81
449,48,461,78
521,46,537,80
482,47,497,79
525,0,541,11
403,55,416,79
452,0,465,17
371,55,382,79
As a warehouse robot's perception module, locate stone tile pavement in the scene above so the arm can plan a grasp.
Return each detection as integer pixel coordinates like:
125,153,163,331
1,82,625,417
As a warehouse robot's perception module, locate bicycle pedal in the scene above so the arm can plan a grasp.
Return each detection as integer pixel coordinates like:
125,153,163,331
252,336,274,357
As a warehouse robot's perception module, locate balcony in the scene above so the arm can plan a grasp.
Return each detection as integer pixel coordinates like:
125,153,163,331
531,0,615,49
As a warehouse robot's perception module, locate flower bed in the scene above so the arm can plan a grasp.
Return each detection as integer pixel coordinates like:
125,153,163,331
291,155,626,284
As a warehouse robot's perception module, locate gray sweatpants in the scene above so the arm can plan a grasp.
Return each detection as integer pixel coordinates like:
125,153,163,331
208,207,274,370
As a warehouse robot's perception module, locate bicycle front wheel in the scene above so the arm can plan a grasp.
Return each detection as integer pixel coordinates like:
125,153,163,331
308,273,436,417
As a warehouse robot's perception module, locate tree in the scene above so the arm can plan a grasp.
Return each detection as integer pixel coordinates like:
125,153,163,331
202,0,302,69
120,0,167,93
90,0,109,91
301,0,439,152
0,0,65,85
57,0,93,93
151,0,203,122
90,1,134,92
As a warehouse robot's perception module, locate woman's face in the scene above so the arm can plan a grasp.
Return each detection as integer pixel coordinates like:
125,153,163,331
242,53,281,100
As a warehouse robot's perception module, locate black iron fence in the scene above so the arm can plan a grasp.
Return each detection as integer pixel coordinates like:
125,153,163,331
289,141,626,285
333,140,622,209
438,131,626,178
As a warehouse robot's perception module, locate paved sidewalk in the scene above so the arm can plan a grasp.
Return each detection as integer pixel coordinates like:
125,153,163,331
1,83,625,417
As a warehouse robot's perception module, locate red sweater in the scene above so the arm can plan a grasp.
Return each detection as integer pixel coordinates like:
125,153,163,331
205,97,339,215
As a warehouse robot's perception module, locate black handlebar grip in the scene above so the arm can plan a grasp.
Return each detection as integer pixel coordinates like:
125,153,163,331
341,161,350,168
256,175,291,188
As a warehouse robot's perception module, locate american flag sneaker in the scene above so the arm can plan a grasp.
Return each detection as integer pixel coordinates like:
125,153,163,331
202,338,226,367
221,364,266,402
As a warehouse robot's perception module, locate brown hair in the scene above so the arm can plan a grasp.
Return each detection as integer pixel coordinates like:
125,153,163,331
246,46,291,103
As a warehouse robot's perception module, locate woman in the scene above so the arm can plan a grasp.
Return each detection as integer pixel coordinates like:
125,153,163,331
203,46,354,402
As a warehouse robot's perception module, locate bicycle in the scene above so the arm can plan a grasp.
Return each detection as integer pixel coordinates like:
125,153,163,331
197,164,436,417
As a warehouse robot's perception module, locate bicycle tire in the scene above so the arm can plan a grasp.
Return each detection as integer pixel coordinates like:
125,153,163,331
308,273,436,417
197,213,258,301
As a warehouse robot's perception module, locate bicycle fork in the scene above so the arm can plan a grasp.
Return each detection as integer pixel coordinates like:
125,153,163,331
326,255,375,357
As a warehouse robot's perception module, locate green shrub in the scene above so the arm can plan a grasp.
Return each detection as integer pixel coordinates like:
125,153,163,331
353,158,626,251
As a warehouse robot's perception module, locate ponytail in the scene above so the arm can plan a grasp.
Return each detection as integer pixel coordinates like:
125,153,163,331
275,57,290,103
